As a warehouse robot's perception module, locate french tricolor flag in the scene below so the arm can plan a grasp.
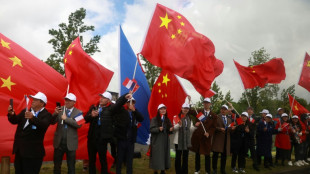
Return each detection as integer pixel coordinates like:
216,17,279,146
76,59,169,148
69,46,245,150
123,77,135,89
196,112,205,121
249,117,255,123
74,113,85,125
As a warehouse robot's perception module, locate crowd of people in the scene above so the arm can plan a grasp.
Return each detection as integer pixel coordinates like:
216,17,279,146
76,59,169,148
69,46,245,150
6,91,310,174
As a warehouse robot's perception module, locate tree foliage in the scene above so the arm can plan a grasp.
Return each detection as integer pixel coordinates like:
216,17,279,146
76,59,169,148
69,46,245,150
140,55,161,90
45,8,101,74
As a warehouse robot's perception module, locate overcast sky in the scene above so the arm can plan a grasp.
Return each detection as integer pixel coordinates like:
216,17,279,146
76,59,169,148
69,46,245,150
1,0,310,104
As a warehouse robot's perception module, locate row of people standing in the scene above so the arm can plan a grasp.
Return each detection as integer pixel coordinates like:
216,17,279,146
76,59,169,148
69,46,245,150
149,97,310,174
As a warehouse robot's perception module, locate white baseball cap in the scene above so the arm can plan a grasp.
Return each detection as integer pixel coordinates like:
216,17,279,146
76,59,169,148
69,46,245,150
277,108,283,112
29,92,47,104
64,93,76,101
203,98,211,103
266,114,272,118
260,109,269,114
281,113,288,117
157,103,166,110
241,112,249,117
99,92,112,100
182,103,190,108
292,115,299,119
221,104,228,110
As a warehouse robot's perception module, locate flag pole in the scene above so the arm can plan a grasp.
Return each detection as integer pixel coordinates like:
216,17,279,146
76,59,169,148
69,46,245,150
244,89,251,107
62,85,70,124
289,94,296,117
132,56,139,80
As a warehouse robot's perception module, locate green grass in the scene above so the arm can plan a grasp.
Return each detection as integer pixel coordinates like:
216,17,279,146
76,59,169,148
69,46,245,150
6,153,309,174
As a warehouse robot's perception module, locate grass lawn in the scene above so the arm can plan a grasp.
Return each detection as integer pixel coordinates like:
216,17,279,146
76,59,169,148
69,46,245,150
7,153,309,174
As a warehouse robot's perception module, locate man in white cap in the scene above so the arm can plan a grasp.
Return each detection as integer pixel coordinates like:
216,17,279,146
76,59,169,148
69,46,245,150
51,93,83,174
260,109,269,121
85,91,133,174
256,113,276,169
191,97,217,174
114,97,144,174
211,104,233,174
7,92,52,174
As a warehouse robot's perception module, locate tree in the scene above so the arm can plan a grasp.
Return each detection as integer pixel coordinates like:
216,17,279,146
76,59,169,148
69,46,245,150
45,8,101,74
140,55,161,90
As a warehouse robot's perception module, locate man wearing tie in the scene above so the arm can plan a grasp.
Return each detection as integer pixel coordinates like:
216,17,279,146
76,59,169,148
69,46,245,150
7,92,52,174
51,93,83,174
191,98,217,174
212,105,234,174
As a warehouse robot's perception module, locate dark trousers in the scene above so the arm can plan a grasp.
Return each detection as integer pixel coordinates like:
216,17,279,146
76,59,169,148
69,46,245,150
109,138,117,161
53,143,76,174
14,151,43,174
195,153,210,173
291,142,302,161
88,139,109,174
248,143,258,167
212,152,227,172
116,140,135,174
175,144,189,174
257,155,272,167
231,152,246,169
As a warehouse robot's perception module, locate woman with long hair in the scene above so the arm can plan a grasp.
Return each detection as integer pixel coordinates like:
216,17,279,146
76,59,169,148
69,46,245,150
150,104,173,174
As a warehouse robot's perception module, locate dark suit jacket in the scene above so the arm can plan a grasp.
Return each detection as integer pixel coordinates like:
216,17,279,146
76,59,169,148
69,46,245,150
114,107,144,143
7,108,52,158
51,106,83,151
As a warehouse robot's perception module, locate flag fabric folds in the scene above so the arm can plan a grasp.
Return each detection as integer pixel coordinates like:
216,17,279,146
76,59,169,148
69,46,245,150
0,33,68,162
64,37,114,113
288,93,309,117
148,70,187,122
298,52,310,93
234,58,286,89
119,26,151,145
141,3,223,97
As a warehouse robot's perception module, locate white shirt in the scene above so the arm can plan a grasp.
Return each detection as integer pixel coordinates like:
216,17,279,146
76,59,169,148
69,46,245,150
24,107,44,129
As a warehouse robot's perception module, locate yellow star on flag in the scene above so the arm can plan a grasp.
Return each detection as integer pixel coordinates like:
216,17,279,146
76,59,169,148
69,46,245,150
160,13,172,29
180,22,185,26
69,50,73,55
1,76,16,91
9,56,23,67
1,39,10,49
165,94,167,98
177,15,182,19
162,74,170,86
158,89,161,93
158,83,161,86
64,58,67,64
177,29,182,34
171,34,176,39
307,61,310,67
295,105,299,110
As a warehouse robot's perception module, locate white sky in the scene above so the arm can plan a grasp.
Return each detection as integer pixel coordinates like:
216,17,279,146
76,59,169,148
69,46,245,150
1,0,310,103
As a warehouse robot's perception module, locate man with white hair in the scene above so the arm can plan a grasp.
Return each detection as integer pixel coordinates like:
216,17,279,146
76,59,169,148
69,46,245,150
7,92,52,174
85,91,133,174
51,93,83,174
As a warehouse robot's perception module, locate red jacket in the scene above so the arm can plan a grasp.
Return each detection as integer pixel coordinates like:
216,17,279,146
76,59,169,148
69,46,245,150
275,121,291,150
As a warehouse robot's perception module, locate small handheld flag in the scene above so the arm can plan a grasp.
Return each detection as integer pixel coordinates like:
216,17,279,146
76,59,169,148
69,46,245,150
196,112,205,121
122,78,140,94
74,113,85,125
173,115,180,126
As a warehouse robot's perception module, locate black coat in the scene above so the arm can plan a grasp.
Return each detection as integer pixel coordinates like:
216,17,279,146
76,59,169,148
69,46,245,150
256,120,276,156
7,108,52,158
230,121,252,154
84,94,128,142
114,107,144,143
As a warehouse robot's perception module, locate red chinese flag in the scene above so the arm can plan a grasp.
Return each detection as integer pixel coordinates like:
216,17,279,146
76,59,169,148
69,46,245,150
64,37,115,173
141,3,223,97
298,52,310,93
148,70,187,122
288,93,309,117
0,33,68,162
234,58,286,89
64,37,114,113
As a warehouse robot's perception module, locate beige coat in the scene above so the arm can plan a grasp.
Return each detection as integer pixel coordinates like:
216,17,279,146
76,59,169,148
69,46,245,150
211,114,232,155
